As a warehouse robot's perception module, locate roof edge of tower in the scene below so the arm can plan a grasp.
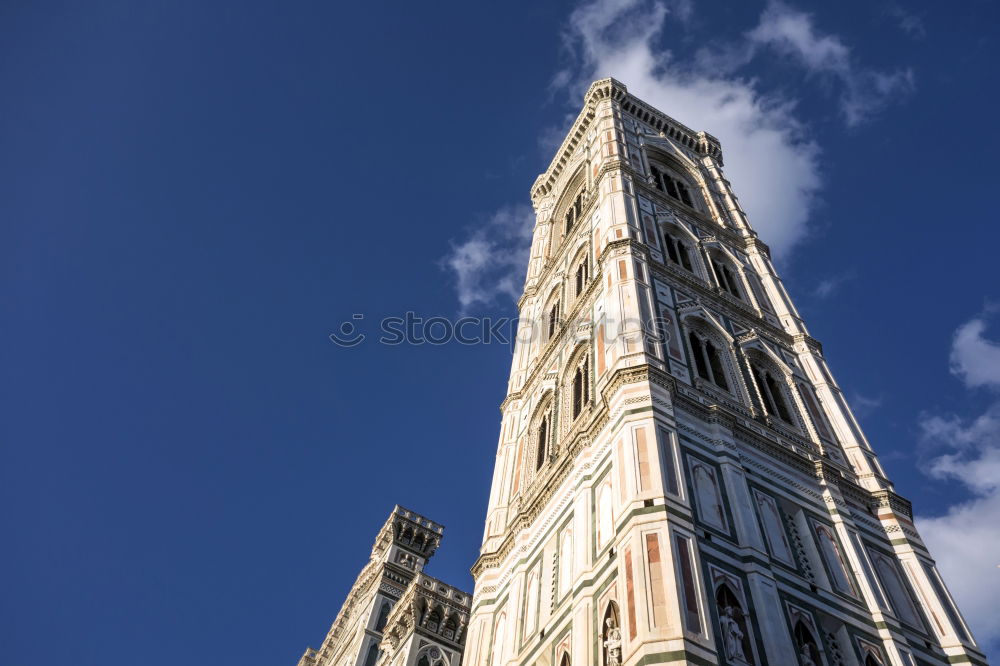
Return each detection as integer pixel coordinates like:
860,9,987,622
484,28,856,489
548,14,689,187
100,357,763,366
530,77,724,207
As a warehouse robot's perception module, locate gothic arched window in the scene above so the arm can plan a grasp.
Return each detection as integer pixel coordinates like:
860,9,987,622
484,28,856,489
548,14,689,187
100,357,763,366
375,601,391,632
753,365,792,423
571,355,590,420
536,414,549,470
363,643,379,666
574,258,589,297
651,165,694,207
547,300,561,340
688,330,730,391
663,230,694,272
711,255,743,300
564,188,585,235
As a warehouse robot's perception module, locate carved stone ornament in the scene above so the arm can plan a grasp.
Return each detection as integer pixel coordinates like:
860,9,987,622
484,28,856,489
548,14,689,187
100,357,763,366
603,617,622,666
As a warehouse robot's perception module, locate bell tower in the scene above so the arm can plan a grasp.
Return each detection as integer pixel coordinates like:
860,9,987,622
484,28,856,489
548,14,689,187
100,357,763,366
465,79,985,666
295,506,469,666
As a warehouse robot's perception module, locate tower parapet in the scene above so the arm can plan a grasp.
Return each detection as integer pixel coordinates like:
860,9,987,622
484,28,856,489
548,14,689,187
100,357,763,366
294,506,466,666
378,573,471,666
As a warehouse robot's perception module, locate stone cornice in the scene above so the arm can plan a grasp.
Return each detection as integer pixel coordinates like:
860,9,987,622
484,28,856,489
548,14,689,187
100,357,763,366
477,359,887,585
531,78,724,206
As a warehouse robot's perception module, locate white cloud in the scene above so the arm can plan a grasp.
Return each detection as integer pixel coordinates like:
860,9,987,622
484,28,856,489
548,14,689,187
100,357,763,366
915,316,1000,656
850,392,883,418
747,2,915,127
949,316,1000,389
441,205,534,314
444,0,914,308
886,4,927,39
812,271,854,298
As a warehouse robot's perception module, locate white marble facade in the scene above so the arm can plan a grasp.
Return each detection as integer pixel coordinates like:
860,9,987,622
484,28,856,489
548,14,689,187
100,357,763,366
465,79,986,666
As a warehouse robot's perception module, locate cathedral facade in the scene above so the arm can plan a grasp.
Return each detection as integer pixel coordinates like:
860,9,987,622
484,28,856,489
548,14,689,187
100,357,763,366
462,79,985,666
296,506,470,666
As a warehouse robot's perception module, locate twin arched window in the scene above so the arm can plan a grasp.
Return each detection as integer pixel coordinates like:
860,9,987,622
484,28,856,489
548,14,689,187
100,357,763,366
651,165,694,208
664,232,694,272
712,256,743,300
564,188,585,235
752,365,792,423
688,331,729,391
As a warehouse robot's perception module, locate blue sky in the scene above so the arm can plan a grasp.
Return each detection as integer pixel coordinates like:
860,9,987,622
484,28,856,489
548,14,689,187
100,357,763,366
2,0,999,663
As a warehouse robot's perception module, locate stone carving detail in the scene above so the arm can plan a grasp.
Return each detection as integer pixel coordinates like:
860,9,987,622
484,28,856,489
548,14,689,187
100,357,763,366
603,617,622,665
784,509,815,582
720,605,747,662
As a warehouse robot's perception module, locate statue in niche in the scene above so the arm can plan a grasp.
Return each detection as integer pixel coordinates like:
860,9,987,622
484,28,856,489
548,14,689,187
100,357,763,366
603,617,622,665
719,606,747,662
799,643,817,666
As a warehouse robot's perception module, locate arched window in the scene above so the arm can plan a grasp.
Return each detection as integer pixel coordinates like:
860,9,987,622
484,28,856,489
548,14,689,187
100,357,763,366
547,301,560,340
417,646,446,666
663,231,694,271
564,188,585,235
571,356,590,420
574,258,589,297
602,602,623,666
443,615,458,640
688,331,730,391
536,414,549,470
560,652,572,666
753,365,792,422
711,256,743,300
651,165,694,207
363,643,379,666
426,609,441,632
375,601,391,632
715,584,754,664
